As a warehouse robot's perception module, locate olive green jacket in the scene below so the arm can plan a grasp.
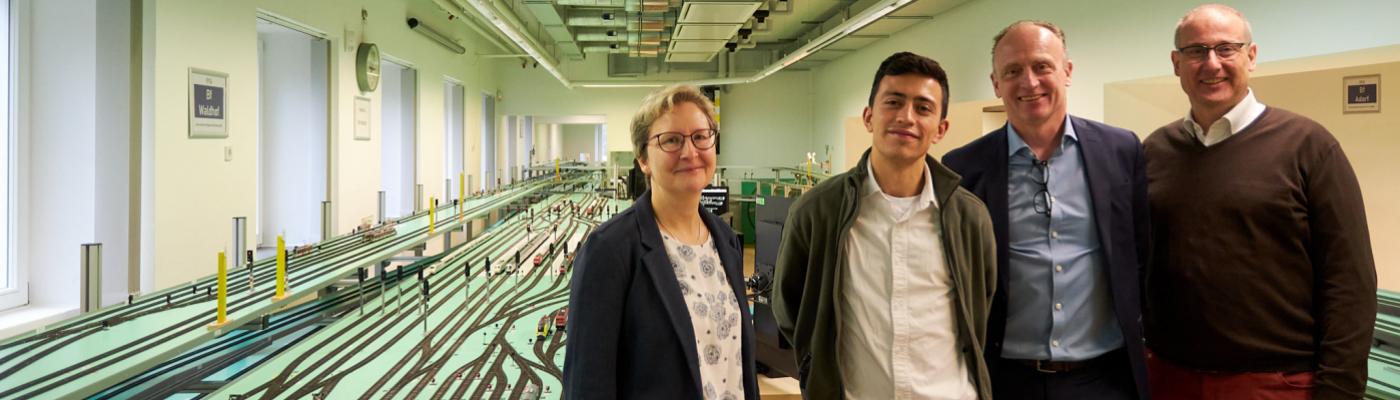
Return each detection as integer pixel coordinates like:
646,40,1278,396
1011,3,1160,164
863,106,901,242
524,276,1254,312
773,150,997,399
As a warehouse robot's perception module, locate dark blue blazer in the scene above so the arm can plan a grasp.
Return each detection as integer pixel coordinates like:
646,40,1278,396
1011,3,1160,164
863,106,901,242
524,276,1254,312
942,116,1150,398
562,191,759,400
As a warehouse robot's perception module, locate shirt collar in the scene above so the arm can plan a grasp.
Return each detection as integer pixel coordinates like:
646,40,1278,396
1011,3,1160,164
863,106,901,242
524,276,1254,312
1007,114,1078,158
863,158,938,208
1184,88,1267,137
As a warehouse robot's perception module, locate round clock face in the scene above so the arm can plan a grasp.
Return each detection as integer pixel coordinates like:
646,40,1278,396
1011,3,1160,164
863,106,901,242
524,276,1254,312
357,43,381,92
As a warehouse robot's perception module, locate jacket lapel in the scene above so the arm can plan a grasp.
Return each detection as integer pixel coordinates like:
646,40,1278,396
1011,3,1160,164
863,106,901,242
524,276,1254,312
1072,117,1117,265
702,211,747,314
634,193,704,394
988,128,1011,292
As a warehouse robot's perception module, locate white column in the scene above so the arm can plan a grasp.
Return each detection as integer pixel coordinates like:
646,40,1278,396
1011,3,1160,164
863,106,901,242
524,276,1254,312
550,124,563,161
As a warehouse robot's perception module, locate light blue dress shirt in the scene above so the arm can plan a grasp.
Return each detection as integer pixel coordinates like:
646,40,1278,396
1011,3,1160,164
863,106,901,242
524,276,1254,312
1001,117,1123,361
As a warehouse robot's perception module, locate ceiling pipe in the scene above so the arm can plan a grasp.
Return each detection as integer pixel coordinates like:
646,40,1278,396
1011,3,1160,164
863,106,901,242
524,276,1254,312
408,18,468,54
555,0,626,6
430,0,517,54
458,0,909,88
566,11,631,27
572,0,916,88
583,44,632,53
456,0,573,87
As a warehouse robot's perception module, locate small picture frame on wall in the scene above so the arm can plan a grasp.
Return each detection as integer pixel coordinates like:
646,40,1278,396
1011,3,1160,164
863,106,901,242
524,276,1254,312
354,96,372,141
1343,74,1380,114
188,68,228,138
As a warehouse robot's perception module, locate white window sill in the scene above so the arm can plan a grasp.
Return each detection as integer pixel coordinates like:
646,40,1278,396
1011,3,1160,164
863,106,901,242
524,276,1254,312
0,305,78,342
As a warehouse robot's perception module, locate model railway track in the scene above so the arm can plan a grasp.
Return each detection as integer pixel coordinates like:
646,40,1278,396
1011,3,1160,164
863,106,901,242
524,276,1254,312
204,192,618,399
232,220,534,398
0,177,567,399
91,249,446,399
1370,290,1400,399
0,177,554,348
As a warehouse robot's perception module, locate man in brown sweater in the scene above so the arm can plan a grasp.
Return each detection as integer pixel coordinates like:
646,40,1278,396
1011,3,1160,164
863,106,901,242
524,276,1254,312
1143,4,1376,400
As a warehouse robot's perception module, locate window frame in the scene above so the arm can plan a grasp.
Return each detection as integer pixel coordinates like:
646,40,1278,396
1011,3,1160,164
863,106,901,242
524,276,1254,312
0,0,26,312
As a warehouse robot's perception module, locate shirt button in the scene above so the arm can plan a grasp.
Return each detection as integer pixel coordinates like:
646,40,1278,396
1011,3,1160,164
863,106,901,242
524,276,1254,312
1051,231,1059,239
1055,264,1063,273
1055,303,1063,311
1052,340,1060,348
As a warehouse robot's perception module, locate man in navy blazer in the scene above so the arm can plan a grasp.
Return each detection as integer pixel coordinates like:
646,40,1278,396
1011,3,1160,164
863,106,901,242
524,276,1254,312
942,20,1149,399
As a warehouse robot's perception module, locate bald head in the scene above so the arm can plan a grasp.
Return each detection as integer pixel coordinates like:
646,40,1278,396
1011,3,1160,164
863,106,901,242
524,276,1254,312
993,20,1066,56
1175,4,1252,47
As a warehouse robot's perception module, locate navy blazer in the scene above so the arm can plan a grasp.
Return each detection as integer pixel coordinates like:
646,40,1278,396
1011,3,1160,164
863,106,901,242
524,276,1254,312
562,191,759,400
942,116,1150,398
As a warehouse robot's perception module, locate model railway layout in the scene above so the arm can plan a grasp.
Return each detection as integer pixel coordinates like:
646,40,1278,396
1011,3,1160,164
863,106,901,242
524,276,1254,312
0,173,621,400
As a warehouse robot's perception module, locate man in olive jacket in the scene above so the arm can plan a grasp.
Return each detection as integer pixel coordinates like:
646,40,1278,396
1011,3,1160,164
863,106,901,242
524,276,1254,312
773,52,997,399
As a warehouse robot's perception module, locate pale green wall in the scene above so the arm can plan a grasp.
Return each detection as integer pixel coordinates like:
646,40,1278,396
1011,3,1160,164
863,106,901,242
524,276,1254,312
717,70,815,169
492,1,1400,172
807,0,1400,170
560,124,596,162
491,63,651,162
142,0,501,291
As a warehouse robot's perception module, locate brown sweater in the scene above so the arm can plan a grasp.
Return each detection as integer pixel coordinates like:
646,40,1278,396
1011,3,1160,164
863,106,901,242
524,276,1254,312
1143,107,1377,399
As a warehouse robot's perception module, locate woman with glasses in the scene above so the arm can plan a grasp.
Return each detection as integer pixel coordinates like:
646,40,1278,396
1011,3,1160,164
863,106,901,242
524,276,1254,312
562,85,758,400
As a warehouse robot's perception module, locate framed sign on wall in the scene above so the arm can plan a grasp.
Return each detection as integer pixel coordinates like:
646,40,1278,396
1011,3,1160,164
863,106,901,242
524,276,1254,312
354,96,372,141
189,68,229,138
1343,74,1380,114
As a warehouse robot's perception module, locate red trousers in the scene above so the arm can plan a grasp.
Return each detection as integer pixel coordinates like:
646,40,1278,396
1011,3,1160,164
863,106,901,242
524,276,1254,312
1148,350,1315,400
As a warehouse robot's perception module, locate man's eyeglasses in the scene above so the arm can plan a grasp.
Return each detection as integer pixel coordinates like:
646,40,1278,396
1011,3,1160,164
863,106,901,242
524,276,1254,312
1031,160,1052,217
1176,42,1249,61
648,129,718,153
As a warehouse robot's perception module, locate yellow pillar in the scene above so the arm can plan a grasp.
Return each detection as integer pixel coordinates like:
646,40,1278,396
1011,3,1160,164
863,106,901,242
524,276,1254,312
429,196,436,235
806,157,814,184
274,235,286,300
208,251,228,329
555,159,561,182
458,172,466,220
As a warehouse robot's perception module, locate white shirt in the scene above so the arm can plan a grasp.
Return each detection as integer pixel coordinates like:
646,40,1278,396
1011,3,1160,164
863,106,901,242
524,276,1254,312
1184,89,1267,147
839,162,977,400
660,233,745,400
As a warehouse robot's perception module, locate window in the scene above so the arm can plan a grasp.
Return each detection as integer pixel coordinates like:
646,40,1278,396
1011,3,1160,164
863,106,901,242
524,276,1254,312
0,0,21,311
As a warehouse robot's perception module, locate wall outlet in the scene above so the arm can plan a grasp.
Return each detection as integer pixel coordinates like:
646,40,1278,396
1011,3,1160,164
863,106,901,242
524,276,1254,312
225,146,233,162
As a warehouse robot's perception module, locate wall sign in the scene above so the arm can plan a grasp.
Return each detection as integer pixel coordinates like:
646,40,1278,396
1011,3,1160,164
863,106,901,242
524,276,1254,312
354,96,372,141
1344,74,1380,113
189,68,229,138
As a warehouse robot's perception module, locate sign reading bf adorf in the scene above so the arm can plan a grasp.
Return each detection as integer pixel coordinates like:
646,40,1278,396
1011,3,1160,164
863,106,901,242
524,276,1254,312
1344,74,1380,114
190,68,229,138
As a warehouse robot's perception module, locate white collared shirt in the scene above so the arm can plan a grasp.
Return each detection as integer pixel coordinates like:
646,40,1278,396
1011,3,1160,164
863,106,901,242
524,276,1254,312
839,162,976,400
1184,89,1267,147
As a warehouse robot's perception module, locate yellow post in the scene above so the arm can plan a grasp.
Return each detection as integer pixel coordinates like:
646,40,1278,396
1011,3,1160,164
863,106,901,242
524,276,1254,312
208,251,228,329
554,159,561,182
429,196,436,235
274,235,286,300
807,158,813,184
458,172,466,220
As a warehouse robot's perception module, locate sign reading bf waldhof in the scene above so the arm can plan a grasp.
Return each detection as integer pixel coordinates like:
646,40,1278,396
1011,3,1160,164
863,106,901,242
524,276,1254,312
1344,74,1380,114
190,68,229,138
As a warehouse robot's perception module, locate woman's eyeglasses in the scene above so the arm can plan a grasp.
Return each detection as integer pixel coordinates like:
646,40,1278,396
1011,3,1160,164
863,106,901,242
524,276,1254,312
648,129,718,153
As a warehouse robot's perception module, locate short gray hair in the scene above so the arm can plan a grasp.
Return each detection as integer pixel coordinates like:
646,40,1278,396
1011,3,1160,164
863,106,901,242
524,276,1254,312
629,84,717,162
1175,4,1253,46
